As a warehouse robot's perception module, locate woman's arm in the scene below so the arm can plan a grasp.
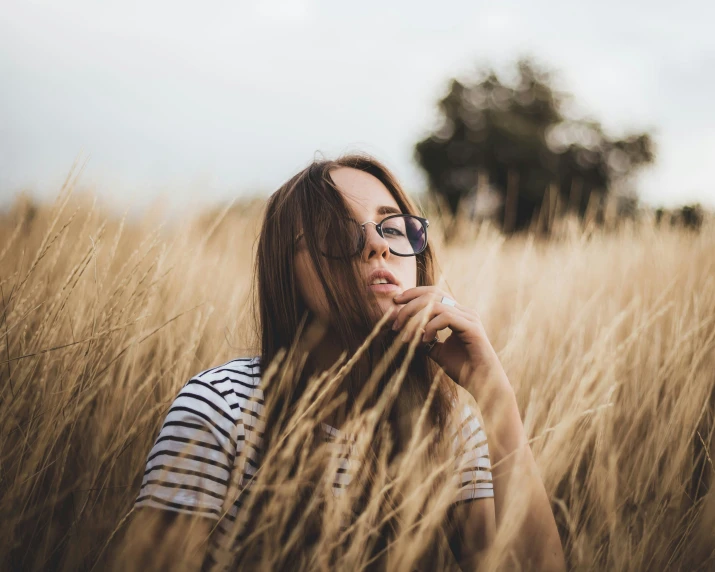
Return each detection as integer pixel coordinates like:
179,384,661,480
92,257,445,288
464,358,565,571
392,287,566,570
447,497,496,570
120,369,248,570
446,362,565,571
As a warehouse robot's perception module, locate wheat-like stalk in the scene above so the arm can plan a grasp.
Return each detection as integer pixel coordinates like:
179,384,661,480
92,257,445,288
0,186,713,571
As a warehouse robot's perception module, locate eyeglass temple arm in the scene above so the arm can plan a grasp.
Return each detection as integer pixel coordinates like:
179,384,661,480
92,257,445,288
295,216,428,241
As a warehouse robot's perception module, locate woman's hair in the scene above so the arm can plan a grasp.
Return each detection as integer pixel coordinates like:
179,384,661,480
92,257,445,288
256,151,457,431
242,152,459,566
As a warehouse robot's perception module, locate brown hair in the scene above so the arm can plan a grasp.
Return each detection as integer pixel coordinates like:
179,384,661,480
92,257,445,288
237,152,458,566
256,152,456,440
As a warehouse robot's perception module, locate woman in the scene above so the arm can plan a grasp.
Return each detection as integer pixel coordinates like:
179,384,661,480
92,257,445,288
120,154,565,571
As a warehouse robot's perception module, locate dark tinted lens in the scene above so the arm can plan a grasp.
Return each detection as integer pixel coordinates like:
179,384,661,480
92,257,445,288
404,216,427,253
381,215,426,254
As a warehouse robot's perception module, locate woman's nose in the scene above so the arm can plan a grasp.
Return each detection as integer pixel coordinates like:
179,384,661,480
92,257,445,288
361,224,390,261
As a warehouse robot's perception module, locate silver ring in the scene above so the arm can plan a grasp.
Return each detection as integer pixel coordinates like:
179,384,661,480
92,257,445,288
440,296,457,307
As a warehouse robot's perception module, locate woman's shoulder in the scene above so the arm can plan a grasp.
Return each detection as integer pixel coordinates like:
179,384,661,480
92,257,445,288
192,355,262,383
173,355,264,421
135,355,263,520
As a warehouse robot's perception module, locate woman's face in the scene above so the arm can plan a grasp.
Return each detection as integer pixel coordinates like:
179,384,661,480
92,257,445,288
295,167,418,325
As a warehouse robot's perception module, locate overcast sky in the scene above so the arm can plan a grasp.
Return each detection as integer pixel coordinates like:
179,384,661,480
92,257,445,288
2,0,714,213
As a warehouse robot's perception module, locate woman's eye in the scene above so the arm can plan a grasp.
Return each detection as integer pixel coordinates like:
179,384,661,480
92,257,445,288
383,227,405,237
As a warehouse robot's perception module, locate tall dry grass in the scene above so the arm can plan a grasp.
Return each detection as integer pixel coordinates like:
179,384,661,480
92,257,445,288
1,179,714,571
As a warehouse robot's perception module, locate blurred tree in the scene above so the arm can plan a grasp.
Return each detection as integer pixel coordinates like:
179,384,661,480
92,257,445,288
655,203,705,230
414,59,655,234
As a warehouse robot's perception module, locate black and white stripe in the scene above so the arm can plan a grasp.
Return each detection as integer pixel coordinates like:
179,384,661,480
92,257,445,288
135,356,494,564
450,401,495,503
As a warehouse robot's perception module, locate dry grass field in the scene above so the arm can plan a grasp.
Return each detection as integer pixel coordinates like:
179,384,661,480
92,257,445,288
1,180,714,571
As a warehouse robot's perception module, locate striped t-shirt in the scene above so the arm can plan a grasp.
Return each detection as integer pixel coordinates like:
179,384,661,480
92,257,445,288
135,356,494,560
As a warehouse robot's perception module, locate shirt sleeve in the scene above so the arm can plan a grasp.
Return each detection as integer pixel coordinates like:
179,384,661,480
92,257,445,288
450,401,494,503
135,378,242,520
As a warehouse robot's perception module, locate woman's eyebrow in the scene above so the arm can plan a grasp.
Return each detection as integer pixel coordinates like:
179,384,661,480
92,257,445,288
376,205,402,216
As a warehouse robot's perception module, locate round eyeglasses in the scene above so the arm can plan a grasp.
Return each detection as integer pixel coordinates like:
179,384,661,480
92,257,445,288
299,214,430,258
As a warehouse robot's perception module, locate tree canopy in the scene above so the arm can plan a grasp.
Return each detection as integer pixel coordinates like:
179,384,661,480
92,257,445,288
414,59,655,233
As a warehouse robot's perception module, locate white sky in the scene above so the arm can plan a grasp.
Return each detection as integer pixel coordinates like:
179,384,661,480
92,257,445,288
1,0,714,212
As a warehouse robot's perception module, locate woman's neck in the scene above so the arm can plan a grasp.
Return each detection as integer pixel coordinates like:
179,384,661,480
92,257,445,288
309,327,344,372
308,327,349,428
302,320,392,429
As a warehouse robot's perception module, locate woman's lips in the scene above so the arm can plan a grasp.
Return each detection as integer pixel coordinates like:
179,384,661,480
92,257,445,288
369,283,401,294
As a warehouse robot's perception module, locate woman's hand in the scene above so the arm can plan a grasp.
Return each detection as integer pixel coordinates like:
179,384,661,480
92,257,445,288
393,288,567,571
391,287,506,392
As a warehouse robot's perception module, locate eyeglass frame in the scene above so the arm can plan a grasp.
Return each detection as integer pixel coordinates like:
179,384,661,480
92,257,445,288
295,213,430,258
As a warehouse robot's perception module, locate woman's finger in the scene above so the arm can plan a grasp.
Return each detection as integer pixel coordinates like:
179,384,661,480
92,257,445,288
393,295,479,333
394,286,461,308
394,286,476,318
393,286,437,304
400,304,477,344
421,311,475,343
392,292,443,331
399,304,438,342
